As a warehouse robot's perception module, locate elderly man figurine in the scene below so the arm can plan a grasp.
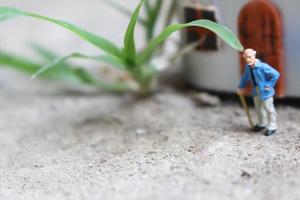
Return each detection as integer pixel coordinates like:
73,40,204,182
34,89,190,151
237,48,280,136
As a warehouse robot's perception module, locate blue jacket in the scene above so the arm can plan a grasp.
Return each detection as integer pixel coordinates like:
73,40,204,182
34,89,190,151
239,59,280,100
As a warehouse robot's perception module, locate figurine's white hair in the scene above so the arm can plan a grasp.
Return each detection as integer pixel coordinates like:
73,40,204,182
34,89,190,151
243,48,256,57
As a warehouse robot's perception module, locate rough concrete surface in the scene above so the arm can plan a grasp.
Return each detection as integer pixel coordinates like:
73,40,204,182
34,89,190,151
0,0,300,199
0,70,300,200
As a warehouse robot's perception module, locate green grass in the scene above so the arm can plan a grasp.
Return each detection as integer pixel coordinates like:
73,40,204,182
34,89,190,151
0,45,129,91
0,0,244,94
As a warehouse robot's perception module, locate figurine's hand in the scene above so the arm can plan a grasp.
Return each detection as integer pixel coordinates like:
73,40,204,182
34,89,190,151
236,88,245,95
264,86,271,91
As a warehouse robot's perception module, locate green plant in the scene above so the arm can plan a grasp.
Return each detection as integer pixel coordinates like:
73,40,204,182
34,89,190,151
0,0,244,94
106,0,177,43
106,0,179,70
0,45,129,91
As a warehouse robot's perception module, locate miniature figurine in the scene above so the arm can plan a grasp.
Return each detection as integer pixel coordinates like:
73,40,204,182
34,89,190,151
237,49,280,136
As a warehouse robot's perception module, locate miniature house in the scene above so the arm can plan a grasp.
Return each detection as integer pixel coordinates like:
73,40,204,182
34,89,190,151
179,0,300,97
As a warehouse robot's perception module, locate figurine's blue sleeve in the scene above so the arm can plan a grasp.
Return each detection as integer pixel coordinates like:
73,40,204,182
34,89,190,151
239,65,250,89
263,64,280,88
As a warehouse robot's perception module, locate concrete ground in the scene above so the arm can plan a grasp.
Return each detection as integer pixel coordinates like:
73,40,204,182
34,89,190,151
0,70,300,200
0,0,300,199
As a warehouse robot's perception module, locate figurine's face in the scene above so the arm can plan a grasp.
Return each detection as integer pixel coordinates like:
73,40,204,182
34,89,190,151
243,52,256,66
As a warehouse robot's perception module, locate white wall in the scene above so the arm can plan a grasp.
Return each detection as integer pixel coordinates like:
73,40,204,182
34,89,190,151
180,0,300,97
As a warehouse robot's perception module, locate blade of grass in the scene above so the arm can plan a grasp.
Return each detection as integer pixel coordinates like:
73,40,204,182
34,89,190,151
0,51,40,74
0,50,129,90
144,0,151,15
104,0,147,26
169,36,206,64
29,44,101,83
31,52,126,79
29,43,58,61
123,0,145,65
138,19,244,63
106,0,133,18
0,7,123,59
152,0,163,19
31,44,124,80
0,51,83,82
145,0,162,41
164,0,177,29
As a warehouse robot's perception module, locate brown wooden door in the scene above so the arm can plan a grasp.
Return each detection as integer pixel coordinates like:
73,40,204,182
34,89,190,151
238,0,285,97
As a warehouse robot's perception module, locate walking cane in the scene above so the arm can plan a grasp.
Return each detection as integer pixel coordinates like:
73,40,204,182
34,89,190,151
237,93,254,129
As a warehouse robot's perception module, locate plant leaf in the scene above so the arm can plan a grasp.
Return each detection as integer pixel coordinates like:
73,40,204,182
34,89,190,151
0,7,123,59
31,52,126,79
106,0,133,18
123,0,145,65
104,0,147,26
0,51,42,76
144,0,151,15
30,43,58,61
29,43,127,79
0,50,129,90
0,51,83,82
169,36,207,64
145,0,162,41
149,0,162,24
138,19,244,64
164,0,177,29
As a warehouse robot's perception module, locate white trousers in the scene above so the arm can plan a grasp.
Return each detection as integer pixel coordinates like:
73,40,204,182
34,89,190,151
253,96,277,130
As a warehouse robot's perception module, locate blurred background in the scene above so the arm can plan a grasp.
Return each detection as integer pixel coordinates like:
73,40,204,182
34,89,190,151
1,0,144,57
